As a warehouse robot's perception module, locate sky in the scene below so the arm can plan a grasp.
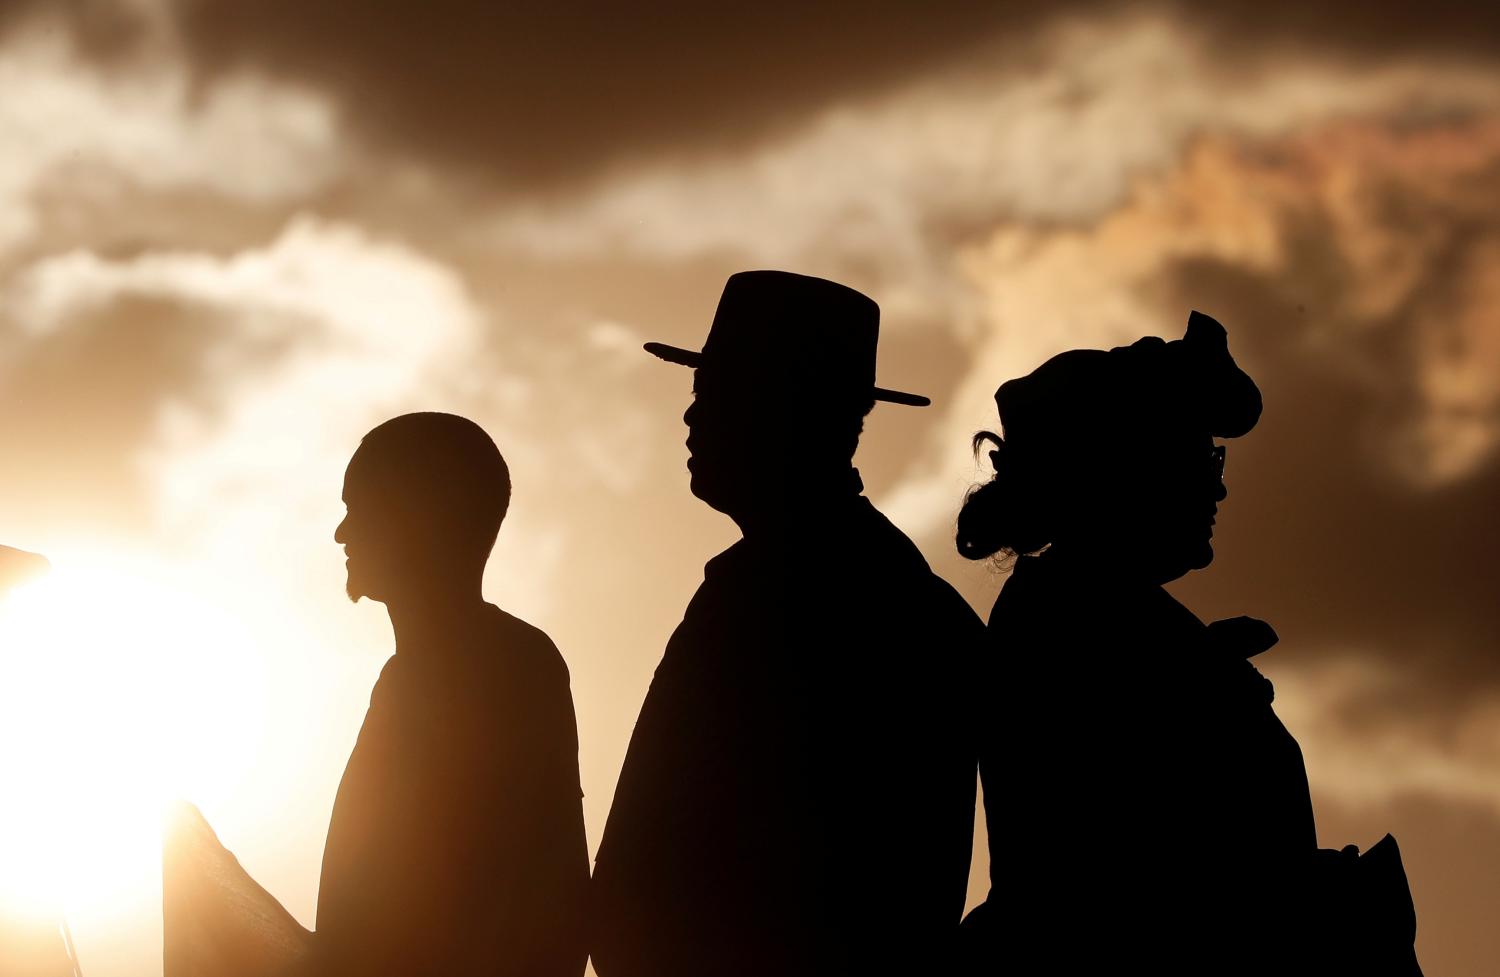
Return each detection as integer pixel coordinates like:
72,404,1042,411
0,1,1496,974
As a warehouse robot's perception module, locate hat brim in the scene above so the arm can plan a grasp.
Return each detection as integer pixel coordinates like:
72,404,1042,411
642,342,930,407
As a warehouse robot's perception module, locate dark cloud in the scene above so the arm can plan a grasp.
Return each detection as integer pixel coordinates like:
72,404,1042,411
170,0,1026,188
0,0,154,62
1161,156,1500,704
1177,289,1500,696
0,297,222,537
1191,2,1500,64
0,293,302,542
7,1,1499,197
896,112,1500,717
0,7,1493,968
158,0,1500,190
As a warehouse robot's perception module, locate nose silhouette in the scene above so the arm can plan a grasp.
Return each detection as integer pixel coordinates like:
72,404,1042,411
334,513,349,545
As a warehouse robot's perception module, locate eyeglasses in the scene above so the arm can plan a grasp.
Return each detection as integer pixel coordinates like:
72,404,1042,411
1211,445,1226,481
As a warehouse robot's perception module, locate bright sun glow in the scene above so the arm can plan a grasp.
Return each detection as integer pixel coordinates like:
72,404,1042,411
0,555,266,923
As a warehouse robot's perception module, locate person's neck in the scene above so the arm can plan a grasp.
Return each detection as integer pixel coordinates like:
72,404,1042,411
1044,540,1179,588
384,580,490,656
731,467,863,540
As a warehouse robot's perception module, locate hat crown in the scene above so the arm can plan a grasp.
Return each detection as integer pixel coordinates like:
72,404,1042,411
642,270,930,407
995,310,1262,446
697,271,880,397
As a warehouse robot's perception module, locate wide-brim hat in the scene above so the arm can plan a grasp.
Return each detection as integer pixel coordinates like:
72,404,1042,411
644,270,930,407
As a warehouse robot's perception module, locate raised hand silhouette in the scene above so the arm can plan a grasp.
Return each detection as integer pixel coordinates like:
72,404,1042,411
164,413,589,977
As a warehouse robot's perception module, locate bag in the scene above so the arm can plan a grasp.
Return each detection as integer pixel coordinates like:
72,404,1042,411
1303,834,1423,977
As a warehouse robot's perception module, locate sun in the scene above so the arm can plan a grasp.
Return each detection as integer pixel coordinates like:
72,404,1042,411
0,554,267,922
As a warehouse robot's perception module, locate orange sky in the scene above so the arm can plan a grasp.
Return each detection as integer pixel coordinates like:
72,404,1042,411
0,3,1497,974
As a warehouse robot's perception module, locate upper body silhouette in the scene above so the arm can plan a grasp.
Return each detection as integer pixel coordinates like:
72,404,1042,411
590,272,981,977
314,412,589,977
956,313,1420,976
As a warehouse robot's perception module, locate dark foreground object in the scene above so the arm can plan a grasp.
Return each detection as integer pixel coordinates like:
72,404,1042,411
591,497,980,977
593,271,981,976
956,313,1421,975
962,552,1422,976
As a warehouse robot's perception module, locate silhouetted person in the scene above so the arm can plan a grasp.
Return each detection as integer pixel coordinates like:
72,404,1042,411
955,313,1420,976
315,412,589,977
163,412,589,977
590,271,981,977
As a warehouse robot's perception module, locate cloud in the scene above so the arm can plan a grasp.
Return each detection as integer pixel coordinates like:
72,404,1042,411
860,108,1500,843
1278,657,1500,817
479,14,1500,335
0,27,338,254
453,15,1500,777
170,0,1022,188
928,112,1500,499
879,108,1500,647
0,216,687,632
0,0,161,61
0,291,226,538
1,8,1496,972
464,14,1500,562
9,218,486,547
156,2,1500,192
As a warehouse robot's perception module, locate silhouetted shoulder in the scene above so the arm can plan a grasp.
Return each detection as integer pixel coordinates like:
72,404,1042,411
858,498,983,633
480,606,583,772
488,605,572,686
699,538,752,581
389,606,577,758
446,606,578,759
990,552,1171,635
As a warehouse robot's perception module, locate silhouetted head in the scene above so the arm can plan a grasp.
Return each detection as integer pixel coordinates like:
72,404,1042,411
957,311,1260,585
334,412,511,605
644,271,928,524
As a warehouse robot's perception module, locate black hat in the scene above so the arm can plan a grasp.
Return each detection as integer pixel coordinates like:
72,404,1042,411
996,310,1262,449
644,270,930,407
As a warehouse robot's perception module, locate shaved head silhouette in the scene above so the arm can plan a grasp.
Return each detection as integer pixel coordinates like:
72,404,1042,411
336,412,511,605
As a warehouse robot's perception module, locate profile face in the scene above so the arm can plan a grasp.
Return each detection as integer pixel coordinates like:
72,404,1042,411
334,450,430,604
1127,433,1228,581
682,371,765,515
682,366,854,519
